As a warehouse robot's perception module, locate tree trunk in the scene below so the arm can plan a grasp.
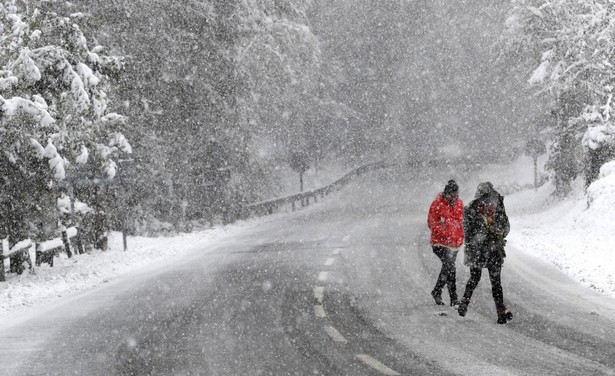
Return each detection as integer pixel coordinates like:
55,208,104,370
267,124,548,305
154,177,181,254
0,243,5,282
533,156,538,191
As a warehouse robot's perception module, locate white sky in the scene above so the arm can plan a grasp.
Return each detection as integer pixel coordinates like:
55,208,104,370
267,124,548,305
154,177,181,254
1,155,614,322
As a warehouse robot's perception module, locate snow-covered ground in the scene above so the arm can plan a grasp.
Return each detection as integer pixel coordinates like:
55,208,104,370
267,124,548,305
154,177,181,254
1,156,614,319
480,156,615,298
0,222,261,318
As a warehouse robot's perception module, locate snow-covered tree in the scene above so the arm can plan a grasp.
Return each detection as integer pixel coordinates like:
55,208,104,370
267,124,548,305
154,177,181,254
502,0,615,193
234,0,322,163
0,0,128,248
68,0,324,229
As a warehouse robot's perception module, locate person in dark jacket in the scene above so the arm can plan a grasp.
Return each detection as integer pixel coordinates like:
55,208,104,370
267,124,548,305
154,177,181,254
427,180,464,306
458,182,513,324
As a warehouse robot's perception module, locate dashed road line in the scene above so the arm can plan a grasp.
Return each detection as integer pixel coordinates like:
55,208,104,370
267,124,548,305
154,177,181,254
355,354,400,375
313,247,399,376
324,326,348,343
313,286,324,303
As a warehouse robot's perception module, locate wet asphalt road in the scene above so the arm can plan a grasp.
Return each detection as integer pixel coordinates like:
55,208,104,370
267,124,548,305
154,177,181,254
1,166,615,375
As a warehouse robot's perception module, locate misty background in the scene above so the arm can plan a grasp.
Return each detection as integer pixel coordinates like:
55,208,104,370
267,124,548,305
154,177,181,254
6,0,608,249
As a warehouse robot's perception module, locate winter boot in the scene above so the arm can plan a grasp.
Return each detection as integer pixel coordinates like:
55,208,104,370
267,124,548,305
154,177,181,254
431,290,445,305
496,306,513,324
458,298,470,317
449,291,460,306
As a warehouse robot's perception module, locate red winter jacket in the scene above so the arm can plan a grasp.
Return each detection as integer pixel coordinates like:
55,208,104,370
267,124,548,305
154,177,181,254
427,193,464,248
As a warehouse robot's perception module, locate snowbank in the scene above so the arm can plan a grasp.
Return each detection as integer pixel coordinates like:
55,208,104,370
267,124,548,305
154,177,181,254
0,222,255,317
2,156,615,320
486,158,615,297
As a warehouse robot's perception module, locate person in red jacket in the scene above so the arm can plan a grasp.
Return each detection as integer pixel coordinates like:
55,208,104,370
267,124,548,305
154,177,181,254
427,179,464,306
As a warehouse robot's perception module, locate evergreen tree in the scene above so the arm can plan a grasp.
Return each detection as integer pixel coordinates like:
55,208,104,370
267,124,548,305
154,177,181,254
69,0,323,229
0,0,128,252
234,0,322,169
502,0,615,193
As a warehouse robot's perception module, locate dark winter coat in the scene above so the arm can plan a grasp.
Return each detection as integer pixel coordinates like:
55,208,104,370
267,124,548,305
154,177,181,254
463,193,510,269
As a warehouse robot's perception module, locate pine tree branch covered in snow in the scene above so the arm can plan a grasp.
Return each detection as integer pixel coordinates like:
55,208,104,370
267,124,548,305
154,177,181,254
9,0,407,235
0,0,129,247
501,0,615,195
65,0,327,232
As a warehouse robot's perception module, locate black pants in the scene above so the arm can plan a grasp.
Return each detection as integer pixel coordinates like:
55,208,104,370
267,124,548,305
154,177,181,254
432,245,458,301
462,265,505,310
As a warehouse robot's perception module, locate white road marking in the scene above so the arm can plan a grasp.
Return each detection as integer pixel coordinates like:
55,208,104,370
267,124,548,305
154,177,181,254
324,257,335,266
355,354,400,375
332,248,342,255
318,271,328,281
314,304,326,318
313,286,324,303
324,326,347,343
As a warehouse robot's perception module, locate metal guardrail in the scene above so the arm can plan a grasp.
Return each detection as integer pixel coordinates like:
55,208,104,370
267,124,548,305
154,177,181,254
0,160,387,281
242,160,387,218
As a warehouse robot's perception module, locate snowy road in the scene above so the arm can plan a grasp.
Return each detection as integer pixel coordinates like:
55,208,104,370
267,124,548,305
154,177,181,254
1,167,615,375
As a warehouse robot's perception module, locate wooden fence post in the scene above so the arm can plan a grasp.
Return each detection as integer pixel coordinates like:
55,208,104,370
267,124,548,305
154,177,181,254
35,243,42,267
60,226,73,258
75,228,85,255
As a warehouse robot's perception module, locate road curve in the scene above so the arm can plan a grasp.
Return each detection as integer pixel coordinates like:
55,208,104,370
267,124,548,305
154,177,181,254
0,166,614,376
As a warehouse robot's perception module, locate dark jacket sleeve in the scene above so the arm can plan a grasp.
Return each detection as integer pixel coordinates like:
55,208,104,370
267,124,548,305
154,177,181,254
463,205,482,250
462,207,473,247
463,204,484,267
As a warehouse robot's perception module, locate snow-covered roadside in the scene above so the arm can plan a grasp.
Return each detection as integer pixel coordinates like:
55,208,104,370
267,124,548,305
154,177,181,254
2,155,615,319
0,161,361,319
0,220,260,318
479,157,615,298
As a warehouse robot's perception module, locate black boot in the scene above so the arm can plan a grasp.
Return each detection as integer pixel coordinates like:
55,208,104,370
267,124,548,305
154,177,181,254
431,290,445,305
458,298,470,317
497,307,513,324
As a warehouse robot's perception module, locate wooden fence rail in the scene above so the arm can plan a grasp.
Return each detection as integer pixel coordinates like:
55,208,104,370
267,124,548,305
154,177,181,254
0,226,82,282
1,160,387,281
242,160,387,218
